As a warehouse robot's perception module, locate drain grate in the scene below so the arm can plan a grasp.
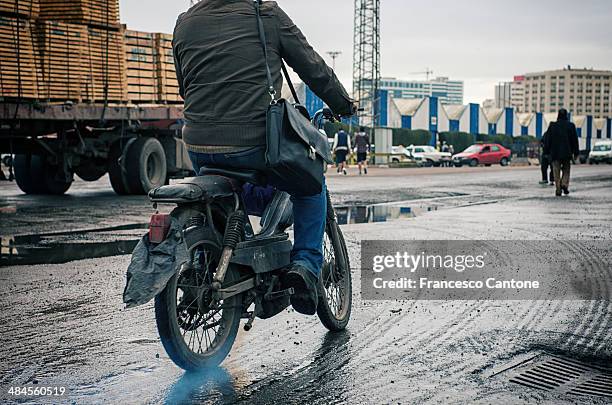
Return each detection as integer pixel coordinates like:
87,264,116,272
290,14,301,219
507,354,612,398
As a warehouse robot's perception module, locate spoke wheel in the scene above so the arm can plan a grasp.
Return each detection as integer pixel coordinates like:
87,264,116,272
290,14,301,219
155,248,242,371
317,218,352,331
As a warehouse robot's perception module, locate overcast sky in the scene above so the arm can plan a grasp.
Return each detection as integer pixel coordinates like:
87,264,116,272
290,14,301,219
119,0,612,104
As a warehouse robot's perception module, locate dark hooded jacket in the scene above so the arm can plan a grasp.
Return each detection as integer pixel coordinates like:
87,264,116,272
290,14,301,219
173,0,353,150
543,112,580,161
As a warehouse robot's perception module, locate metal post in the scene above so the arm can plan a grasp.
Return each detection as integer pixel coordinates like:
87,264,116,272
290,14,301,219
353,0,381,130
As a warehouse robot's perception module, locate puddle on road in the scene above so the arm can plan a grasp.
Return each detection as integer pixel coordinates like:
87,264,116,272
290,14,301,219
1,224,147,267
1,202,438,266
335,203,438,225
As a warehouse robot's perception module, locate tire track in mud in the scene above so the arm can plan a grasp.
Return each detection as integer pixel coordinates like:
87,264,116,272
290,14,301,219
346,221,499,354
342,234,487,360
324,237,495,401
555,241,603,352
392,249,533,398
556,240,612,356
336,233,520,400
353,239,606,403
316,235,609,400
419,244,610,396
226,226,489,403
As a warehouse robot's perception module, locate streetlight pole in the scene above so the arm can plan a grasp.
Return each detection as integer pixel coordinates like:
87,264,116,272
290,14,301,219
326,51,342,71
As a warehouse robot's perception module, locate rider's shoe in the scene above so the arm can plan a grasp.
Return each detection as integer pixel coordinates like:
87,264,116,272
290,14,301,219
283,264,318,315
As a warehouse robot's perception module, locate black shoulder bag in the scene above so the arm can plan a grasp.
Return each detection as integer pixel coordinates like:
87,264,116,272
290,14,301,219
254,0,333,197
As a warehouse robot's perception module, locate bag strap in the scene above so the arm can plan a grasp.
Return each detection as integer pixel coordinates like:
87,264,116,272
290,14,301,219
254,0,300,104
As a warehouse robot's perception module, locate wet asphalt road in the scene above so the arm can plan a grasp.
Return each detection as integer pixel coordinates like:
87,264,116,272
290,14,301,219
1,164,612,404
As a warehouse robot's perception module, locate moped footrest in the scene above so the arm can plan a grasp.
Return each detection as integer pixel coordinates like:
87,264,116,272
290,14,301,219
264,287,294,301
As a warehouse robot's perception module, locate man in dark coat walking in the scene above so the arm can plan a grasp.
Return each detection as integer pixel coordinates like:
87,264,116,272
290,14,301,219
539,130,554,185
543,109,580,196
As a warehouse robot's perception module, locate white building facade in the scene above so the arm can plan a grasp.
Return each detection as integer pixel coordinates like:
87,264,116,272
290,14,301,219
379,77,464,105
494,76,525,112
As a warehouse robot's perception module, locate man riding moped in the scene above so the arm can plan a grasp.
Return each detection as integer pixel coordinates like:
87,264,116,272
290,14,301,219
172,0,356,315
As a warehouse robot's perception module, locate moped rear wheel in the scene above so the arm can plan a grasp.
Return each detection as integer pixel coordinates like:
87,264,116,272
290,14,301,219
317,218,352,331
155,249,242,371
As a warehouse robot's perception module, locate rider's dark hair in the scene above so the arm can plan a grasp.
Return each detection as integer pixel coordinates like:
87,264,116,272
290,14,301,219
557,108,569,121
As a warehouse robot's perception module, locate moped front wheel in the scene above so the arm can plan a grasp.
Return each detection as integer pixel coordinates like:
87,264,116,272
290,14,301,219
317,217,352,331
155,249,242,371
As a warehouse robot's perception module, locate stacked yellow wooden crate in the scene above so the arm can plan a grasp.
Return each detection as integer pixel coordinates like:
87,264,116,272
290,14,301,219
83,26,127,101
0,1,39,99
155,33,180,103
35,20,87,100
0,0,39,17
36,0,126,102
125,29,158,103
1,0,181,104
124,30,181,104
39,0,119,27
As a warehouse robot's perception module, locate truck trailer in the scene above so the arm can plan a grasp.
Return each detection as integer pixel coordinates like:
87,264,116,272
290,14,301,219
1,102,193,195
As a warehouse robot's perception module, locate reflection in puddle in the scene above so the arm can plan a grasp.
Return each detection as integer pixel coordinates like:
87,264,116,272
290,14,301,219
1,224,146,266
335,204,437,225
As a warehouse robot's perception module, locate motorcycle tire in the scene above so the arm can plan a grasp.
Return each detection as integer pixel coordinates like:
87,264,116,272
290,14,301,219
317,194,352,331
155,256,242,371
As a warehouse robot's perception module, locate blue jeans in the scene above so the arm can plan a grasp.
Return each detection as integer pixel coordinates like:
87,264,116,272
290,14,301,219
189,147,327,276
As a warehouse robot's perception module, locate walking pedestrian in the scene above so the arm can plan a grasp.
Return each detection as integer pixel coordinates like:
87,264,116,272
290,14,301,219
543,109,579,196
354,126,370,175
333,129,351,175
539,130,554,185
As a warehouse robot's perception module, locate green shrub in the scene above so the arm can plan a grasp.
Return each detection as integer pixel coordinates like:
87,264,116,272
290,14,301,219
439,132,475,153
391,128,431,147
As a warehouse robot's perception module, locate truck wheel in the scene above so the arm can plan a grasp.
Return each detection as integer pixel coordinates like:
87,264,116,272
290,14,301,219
14,154,43,194
14,154,72,195
125,137,167,195
108,142,131,195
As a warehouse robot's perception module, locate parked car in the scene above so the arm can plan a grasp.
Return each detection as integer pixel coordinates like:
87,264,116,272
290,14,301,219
390,146,414,164
588,140,612,164
404,145,451,167
452,143,511,167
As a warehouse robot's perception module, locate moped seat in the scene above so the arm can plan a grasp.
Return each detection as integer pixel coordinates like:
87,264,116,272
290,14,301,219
149,175,241,203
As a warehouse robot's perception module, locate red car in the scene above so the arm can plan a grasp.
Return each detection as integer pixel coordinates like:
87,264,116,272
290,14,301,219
452,143,511,167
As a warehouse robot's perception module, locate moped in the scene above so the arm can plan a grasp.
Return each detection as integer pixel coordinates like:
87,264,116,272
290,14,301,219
146,108,352,370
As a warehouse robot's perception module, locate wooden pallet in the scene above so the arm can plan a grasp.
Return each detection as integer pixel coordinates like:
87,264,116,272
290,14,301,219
35,20,87,100
39,0,119,28
125,29,157,103
154,32,180,103
0,0,39,18
33,20,127,102
0,16,38,99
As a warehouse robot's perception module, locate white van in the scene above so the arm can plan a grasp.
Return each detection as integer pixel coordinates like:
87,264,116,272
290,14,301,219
589,140,612,164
